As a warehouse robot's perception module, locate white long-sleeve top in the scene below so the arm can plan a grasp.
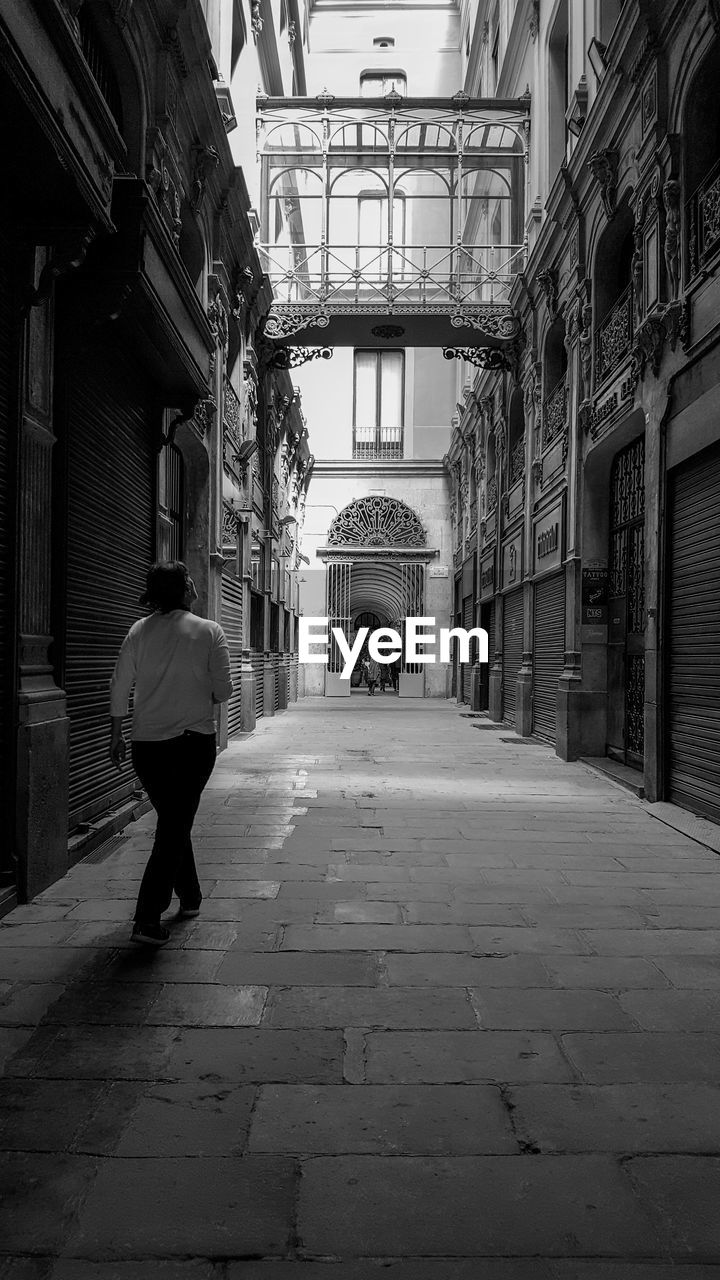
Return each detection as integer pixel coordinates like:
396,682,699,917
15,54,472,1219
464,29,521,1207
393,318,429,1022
110,609,233,741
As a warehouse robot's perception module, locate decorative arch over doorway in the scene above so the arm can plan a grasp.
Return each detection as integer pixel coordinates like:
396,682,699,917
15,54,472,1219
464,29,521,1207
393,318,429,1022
327,495,427,549
320,496,435,696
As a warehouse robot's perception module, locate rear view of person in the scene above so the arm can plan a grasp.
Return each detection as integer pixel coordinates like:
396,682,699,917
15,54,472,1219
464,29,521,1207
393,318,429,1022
109,562,232,946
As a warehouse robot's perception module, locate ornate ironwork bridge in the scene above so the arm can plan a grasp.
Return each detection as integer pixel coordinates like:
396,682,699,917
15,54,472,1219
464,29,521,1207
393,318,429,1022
255,93,529,350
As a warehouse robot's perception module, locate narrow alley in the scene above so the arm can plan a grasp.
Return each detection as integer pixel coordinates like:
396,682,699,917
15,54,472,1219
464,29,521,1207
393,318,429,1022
3,698,720,1275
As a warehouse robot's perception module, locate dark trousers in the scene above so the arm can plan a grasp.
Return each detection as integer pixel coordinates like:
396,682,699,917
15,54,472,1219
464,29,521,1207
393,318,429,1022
131,731,217,925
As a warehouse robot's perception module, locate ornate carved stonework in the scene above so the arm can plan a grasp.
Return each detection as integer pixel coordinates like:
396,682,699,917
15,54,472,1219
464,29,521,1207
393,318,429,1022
578,302,593,400
535,268,558,321
251,1,263,35
529,0,540,39
663,299,690,353
588,149,619,221
190,143,220,213
631,314,666,383
327,496,426,548
663,178,681,302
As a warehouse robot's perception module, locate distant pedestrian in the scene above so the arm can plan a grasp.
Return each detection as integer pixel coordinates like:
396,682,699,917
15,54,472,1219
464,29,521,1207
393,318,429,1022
109,561,232,946
366,656,380,695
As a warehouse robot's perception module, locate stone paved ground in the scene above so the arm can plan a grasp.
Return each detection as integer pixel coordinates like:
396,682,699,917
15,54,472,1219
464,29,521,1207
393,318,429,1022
3,696,720,1278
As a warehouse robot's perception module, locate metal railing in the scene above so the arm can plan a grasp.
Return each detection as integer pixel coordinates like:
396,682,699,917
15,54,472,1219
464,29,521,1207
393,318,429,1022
352,427,403,460
258,241,526,309
542,372,567,449
594,285,633,388
687,156,720,282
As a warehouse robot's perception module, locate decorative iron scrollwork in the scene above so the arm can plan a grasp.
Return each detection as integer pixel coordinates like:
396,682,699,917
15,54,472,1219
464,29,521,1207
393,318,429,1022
443,346,512,371
327,496,426,548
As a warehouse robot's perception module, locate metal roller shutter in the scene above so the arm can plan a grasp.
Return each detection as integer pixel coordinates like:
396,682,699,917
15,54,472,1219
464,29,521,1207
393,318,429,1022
274,652,281,711
290,653,298,701
62,348,154,829
221,570,243,738
461,594,473,703
251,652,264,720
0,234,15,887
667,443,720,822
533,572,565,740
502,589,523,723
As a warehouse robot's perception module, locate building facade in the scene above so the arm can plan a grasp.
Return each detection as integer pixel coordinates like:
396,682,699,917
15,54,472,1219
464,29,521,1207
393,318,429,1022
448,0,720,823
0,0,313,912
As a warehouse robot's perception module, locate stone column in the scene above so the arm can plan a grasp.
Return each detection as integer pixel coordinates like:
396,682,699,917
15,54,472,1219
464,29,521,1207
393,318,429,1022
16,250,69,899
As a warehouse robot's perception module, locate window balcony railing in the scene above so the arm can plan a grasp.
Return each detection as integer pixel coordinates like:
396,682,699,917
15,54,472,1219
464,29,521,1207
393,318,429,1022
594,285,634,388
687,156,720,282
542,372,567,449
510,437,525,484
486,476,498,512
352,427,403,460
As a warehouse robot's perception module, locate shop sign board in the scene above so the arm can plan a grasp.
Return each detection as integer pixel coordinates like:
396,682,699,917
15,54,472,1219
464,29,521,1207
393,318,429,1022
533,499,564,576
582,560,609,628
501,532,523,590
479,550,495,602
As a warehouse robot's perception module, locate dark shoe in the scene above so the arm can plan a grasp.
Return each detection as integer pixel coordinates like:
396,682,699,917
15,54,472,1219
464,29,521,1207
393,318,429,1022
178,903,200,918
131,922,170,946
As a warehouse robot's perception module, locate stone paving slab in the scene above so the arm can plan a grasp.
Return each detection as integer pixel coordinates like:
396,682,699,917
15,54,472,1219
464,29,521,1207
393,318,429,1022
64,1156,296,1259
509,1082,720,1153
364,1030,575,1083
248,1083,517,1154
262,985,478,1029
297,1155,665,1256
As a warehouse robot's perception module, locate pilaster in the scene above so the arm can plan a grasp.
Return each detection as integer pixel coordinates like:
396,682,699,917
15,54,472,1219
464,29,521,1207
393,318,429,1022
16,250,69,899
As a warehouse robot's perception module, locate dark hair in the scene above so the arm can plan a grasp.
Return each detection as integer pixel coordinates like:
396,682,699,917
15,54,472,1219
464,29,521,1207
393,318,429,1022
139,561,189,613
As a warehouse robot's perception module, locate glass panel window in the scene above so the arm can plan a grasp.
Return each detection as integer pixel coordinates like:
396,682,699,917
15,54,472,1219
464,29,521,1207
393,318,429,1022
353,350,404,458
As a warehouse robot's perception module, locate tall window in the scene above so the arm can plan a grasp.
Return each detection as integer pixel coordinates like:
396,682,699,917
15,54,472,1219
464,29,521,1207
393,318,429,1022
357,192,406,276
353,350,404,459
360,71,407,97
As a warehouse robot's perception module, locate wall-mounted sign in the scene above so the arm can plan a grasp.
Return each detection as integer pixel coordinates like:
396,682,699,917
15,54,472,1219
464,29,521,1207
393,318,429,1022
501,532,523,590
479,550,495,602
582,562,609,626
429,565,449,578
533,499,564,575
592,372,635,434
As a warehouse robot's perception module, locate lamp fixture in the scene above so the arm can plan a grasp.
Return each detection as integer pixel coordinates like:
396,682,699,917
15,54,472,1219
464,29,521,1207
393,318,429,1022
234,439,258,474
279,515,298,527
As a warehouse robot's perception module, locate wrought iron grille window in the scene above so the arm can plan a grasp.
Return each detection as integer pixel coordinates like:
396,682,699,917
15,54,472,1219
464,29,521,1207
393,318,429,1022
595,285,634,388
353,349,404,459
486,476,498,511
687,156,720,281
542,372,567,449
510,437,525,484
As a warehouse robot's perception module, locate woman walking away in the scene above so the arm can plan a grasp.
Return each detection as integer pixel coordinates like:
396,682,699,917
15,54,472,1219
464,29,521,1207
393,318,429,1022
109,562,232,946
